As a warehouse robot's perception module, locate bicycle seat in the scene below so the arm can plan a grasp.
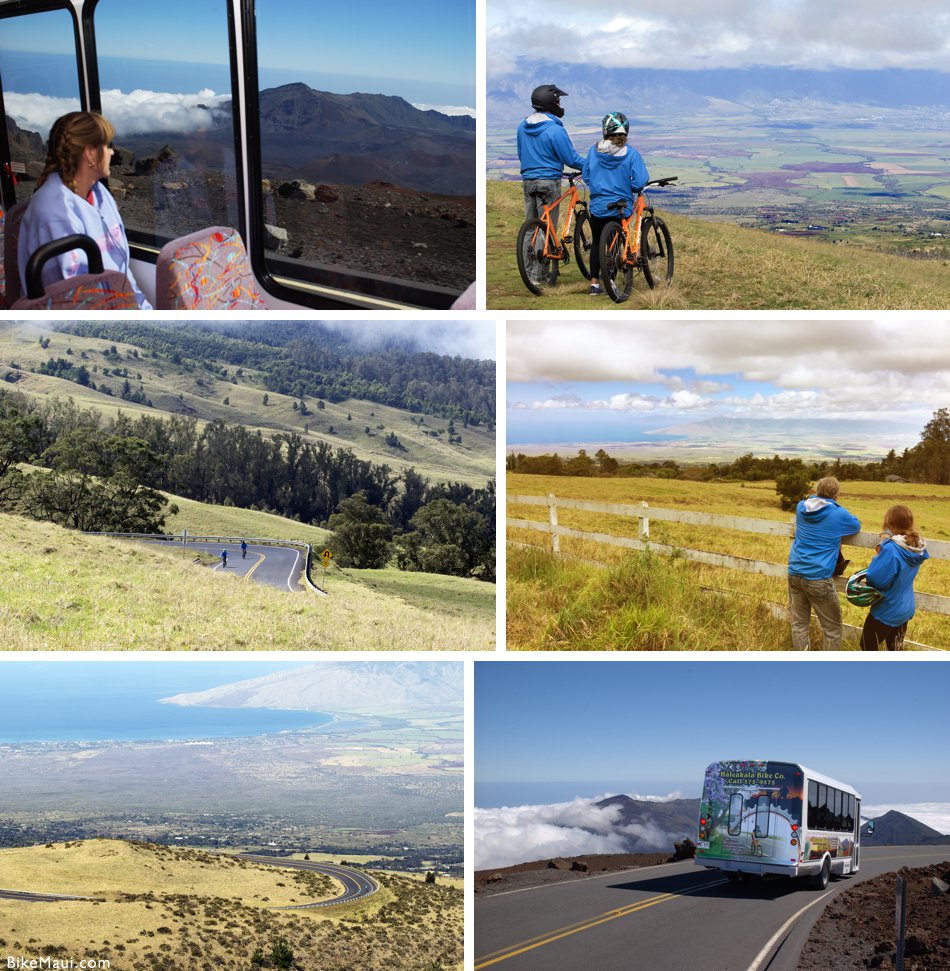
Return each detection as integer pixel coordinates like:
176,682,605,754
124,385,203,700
607,200,628,213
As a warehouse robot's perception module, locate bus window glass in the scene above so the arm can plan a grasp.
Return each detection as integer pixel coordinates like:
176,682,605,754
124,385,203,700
816,784,827,828
253,0,475,301
808,780,818,827
728,793,743,835
91,0,239,244
754,794,770,837
834,789,843,831
845,793,854,831
0,8,82,205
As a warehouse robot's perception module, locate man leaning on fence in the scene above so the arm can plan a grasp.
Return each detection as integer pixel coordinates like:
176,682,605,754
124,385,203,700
787,477,861,649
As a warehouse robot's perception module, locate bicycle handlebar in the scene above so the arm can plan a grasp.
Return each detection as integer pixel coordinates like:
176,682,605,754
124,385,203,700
645,177,678,188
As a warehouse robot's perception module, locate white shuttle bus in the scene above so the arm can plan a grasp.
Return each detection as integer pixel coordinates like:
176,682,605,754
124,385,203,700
695,760,861,890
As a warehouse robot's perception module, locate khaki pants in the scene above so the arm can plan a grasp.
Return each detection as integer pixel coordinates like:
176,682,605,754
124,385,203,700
788,575,842,650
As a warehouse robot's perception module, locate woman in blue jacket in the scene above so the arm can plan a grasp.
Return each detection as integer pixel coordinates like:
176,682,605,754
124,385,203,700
861,504,929,650
18,111,151,308
582,112,649,296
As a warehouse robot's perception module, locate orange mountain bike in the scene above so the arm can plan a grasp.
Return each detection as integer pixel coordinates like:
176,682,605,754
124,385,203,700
516,173,592,295
598,176,677,302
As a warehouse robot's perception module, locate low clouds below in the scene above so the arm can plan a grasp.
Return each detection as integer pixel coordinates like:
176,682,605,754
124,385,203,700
411,103,476,117
863,802,950,835
475,794,683,870
488,0,950,74
6,88,229,141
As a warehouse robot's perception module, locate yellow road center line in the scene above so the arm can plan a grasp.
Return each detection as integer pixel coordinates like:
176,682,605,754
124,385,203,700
474,892,679,968
243,551,265,581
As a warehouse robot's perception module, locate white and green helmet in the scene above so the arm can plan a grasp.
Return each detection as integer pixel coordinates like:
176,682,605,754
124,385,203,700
846,569,884,607
602,112,630,138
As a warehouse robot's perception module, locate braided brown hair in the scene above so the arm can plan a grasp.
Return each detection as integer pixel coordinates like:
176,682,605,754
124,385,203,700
37,112,115,193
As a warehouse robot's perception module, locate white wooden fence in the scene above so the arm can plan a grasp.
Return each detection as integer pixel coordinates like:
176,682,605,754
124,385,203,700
507,494,950,617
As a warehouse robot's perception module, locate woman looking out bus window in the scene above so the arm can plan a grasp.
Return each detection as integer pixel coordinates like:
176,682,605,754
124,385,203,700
17,111,151,308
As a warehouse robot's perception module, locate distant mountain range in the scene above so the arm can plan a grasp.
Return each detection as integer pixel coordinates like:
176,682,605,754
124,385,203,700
588,799,947,853
491,64,950,121
162,662,463,716
251,83,474,195
595,795,700,852
861,810,950,846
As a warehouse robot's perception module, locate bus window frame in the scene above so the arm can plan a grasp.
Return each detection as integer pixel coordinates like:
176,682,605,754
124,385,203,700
83,0,249,250
0,0,86,210
727,792,743,835
236,0,463,310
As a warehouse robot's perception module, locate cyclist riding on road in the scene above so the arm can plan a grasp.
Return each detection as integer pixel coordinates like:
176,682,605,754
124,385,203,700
220,549,228,568
582,111,649,296
241,540,248,559
516,84,585,224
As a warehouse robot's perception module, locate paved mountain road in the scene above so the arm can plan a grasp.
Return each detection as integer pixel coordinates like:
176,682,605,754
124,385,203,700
237,854,380,906
475,846,950,971
148,540,307,592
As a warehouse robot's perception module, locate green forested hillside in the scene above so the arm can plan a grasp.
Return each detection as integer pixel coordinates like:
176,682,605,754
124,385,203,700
488,180,950,309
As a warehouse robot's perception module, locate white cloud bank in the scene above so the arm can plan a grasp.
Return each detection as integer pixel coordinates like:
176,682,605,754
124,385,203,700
475,793,683,870
6,88,230,141
488,0,950,73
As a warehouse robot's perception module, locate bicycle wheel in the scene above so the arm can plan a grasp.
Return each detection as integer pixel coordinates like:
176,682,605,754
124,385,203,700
640,215,674,289
516,218,558,295
599,221,633,303
573,208,593,280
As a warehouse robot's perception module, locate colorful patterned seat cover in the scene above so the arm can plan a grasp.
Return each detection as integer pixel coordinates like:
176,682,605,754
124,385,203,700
12,270,138,310
156,226,267,310
3,201,28,306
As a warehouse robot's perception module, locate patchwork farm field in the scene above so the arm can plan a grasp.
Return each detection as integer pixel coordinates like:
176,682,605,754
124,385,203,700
490,106,950,259
506,474,950,651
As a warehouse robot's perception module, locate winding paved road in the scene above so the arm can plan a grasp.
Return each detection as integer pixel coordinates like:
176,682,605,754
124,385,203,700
148,540,307,592
0,888,88,903
237,854,380,907
475,846,950,971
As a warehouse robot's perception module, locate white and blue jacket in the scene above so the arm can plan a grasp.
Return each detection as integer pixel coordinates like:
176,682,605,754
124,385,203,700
867,535,929,627
788,496,862,580
517,113,585,180
582,140,650,219
18,171,150,308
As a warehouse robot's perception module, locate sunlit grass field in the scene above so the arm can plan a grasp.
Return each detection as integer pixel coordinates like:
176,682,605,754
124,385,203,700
0,511,494,650
487,180,950,310
507,473,950,650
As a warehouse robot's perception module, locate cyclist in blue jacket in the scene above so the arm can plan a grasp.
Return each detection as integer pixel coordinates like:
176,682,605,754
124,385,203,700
861,504,928,650
787,477,861,649
582,112,649,296
516,84,585,223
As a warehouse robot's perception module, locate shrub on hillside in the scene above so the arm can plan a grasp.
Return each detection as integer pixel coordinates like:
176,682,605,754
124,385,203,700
776,470,811,510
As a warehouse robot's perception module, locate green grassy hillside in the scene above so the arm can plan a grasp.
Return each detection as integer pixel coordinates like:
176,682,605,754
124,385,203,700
488,180,950,309
0,324,493,486
0,511,494,650
507,473,950,649
0,839,462,971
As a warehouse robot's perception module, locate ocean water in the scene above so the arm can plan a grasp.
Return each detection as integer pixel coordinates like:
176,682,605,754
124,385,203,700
0,663,331,744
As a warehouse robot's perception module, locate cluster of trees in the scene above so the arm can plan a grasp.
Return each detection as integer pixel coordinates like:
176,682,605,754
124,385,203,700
0,391,494,581
59,320,495,427
508,409,950,498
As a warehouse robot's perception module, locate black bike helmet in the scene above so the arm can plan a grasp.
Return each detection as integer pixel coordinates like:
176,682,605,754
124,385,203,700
602,111,630,138
531,84,567,118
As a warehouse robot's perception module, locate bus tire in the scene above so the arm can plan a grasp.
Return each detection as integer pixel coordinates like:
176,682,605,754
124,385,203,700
813,857,830,890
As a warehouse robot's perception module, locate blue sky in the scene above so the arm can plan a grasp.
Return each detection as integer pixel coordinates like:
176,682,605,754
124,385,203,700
507,320,949,447
2,0,474,104
475,660,950,803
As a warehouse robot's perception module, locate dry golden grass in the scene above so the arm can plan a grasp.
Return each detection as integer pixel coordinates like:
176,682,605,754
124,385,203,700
0,839,462,971
507,474,950,649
